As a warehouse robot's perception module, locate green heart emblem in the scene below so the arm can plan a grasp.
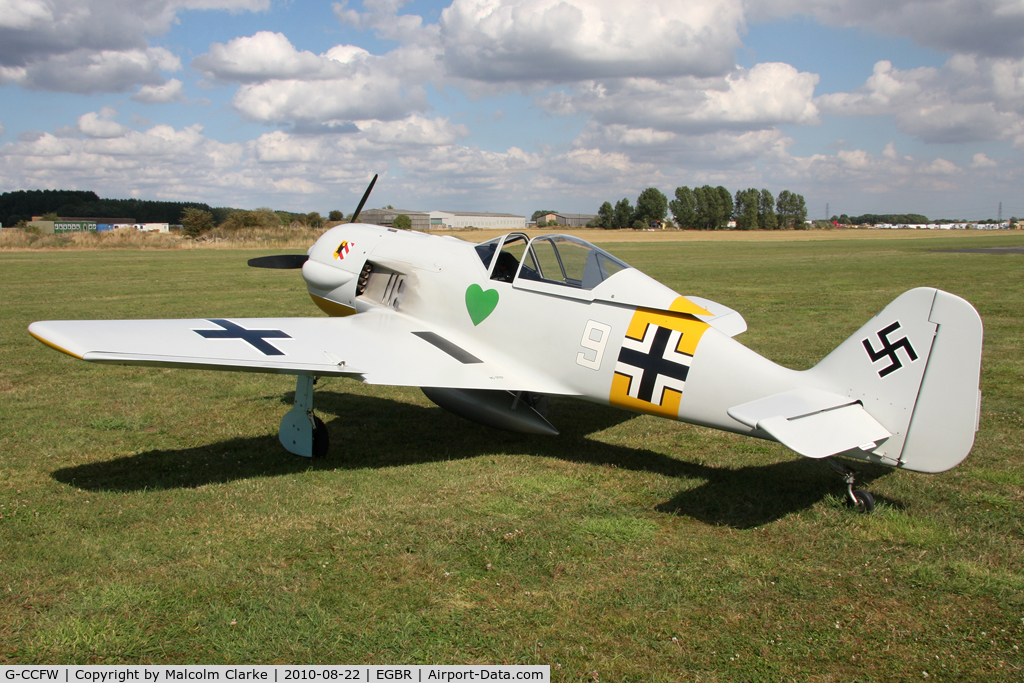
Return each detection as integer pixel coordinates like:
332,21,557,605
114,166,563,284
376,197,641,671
465,284,499,325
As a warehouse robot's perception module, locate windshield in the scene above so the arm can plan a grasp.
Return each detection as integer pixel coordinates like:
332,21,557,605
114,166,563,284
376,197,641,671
475,240,498,269
518,234,630,290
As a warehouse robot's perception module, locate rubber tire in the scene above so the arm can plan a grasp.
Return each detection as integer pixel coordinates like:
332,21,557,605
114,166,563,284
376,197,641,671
311,416,330,459
847,489,875,513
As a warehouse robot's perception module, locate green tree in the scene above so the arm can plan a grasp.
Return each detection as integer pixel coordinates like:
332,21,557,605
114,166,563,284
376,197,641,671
276,211,299,226
758,189,778,230
693,186,712,229
392,214,412,230
181,207,214,237
694,185,731,229
597,201,615,229
634,187,668,228
613,198,633,230
716,186,734,228
221,209,258,230
669,186,696,229
776,191,808,229
306,212,325,229
328,210,344,221
220,207,281,231
733,188,760,230
208,207,231,224
776,191,794,228
255,207,282,228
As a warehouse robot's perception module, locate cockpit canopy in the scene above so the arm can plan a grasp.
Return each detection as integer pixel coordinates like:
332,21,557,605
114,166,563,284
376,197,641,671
476,233,631,290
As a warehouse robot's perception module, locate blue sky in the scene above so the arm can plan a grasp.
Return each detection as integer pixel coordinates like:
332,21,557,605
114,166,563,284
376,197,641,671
2,0,1023,221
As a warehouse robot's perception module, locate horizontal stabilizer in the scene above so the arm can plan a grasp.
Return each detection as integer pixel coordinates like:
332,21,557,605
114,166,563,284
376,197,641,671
729,387,891,459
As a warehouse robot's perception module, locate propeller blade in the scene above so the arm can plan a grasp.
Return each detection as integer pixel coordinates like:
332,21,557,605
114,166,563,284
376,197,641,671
248,173,376,270
349,173,378,224
247,254,309,269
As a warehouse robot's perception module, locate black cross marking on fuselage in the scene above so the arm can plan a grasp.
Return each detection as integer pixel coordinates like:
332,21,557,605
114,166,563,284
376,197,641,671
616,325,690,403
862,321,918,378
194,319,291,356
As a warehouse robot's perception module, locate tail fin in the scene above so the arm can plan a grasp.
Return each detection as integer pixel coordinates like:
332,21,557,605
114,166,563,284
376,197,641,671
810,287,983,473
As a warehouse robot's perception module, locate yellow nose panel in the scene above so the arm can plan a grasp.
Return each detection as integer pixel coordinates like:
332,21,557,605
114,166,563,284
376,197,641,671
310,294,357,317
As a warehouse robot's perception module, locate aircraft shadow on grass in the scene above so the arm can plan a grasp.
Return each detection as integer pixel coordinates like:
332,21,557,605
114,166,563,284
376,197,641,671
51,391,895,529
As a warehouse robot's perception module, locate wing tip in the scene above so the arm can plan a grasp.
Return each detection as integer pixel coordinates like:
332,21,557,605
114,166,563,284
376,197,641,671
28,323,84,360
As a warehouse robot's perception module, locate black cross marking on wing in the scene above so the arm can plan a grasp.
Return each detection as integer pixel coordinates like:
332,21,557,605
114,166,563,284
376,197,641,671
862,321,918,378
194,319,291,356
616,325,690,403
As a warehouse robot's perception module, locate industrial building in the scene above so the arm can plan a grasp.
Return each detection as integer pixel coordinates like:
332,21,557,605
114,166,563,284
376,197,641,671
357,209,526,231
27,216,170,233
535,213,599,227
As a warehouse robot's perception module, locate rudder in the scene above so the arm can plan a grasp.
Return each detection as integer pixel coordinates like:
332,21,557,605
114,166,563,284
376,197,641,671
900,290,983,472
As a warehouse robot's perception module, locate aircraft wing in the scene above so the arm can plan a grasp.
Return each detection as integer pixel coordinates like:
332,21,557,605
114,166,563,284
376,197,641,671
28,310,571,394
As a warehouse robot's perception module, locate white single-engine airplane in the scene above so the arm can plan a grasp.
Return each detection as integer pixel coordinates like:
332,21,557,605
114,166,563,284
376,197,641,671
29,179,983,512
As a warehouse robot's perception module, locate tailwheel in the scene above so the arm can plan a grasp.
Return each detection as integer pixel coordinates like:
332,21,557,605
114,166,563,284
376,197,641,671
312,415,330,459
846,489,875,514
826,457,876,514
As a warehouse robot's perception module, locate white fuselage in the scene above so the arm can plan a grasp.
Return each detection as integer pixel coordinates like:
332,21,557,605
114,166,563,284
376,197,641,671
301,224,795,439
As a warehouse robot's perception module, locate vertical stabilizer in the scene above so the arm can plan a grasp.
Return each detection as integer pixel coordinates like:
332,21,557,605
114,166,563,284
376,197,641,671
809,288,982,472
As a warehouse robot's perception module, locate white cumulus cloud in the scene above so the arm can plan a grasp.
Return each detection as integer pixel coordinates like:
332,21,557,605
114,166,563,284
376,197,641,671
77,108,130,138
748,0,1024,59
540,63,820,135
334,0,437,45
0,0,54,30
231,71,426,124
970,152,997,169
193,31,330,83
818,57,1024,146
438,0,746,84
194,32,433,124
132,78,185,103
0,0,267,93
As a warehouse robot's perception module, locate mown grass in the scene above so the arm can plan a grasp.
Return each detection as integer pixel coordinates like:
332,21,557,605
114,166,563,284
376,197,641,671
1,231,1023,680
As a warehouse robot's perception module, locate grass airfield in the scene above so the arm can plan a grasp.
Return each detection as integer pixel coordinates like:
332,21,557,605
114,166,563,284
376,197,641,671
1,229,1023,680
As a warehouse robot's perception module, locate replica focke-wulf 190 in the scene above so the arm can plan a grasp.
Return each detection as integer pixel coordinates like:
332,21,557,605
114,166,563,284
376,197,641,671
29,177,983,512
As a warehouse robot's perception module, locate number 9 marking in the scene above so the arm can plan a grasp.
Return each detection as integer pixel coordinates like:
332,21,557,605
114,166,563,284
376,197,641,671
577,320,612,370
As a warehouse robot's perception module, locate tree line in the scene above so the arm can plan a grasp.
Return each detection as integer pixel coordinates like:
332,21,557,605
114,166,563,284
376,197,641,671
180,207,344,236
586,186,808,230
832,213,930,226
0,189,214,227
0,189,347,237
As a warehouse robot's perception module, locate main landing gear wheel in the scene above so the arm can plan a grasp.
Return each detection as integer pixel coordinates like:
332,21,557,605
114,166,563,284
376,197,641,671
846,489,875,513
312,415,330,459
826,457,876,514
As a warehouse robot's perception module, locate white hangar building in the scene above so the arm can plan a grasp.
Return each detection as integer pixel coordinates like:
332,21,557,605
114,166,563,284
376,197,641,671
358,208,526,231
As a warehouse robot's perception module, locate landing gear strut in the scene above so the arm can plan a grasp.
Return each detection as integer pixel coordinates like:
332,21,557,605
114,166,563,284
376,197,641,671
826,457,875,513
280,374,330,458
